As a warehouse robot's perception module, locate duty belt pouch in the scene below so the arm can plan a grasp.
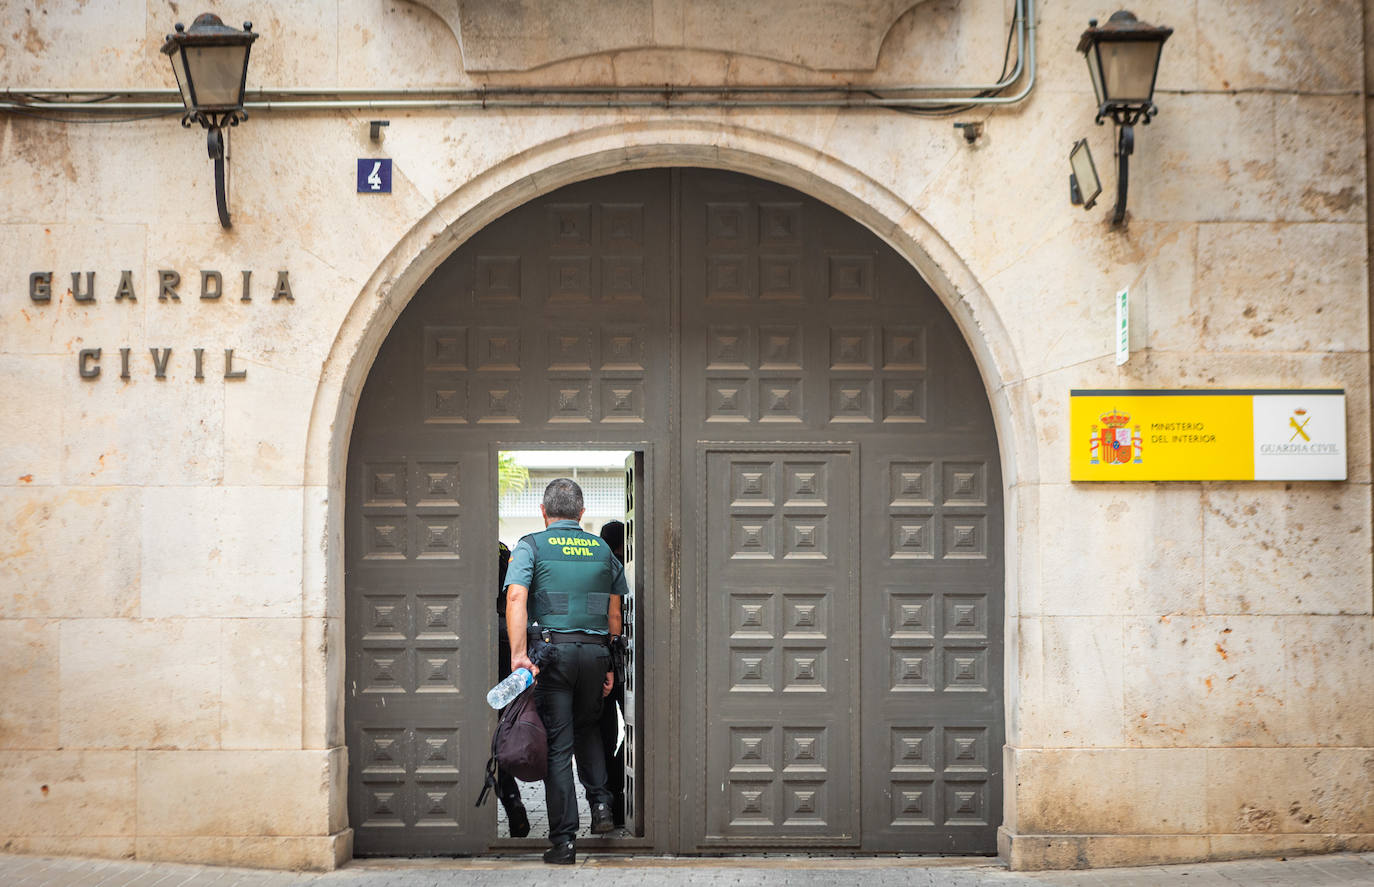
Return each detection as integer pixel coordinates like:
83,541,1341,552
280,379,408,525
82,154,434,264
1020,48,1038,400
474,685,548,807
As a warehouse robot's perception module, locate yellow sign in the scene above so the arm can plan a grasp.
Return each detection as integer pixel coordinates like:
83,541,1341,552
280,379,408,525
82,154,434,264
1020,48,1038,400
1070,389,1346,482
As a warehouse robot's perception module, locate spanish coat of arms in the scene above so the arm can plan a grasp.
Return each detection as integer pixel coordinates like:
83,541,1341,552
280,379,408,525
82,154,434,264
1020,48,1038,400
1089,410,1142,465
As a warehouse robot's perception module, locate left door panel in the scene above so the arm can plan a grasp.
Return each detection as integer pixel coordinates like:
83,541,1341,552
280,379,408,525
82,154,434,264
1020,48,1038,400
347,451,490,855
344,168,673,856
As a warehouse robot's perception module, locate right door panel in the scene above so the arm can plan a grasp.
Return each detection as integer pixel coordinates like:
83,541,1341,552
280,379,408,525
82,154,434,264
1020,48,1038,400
680,169,1003,853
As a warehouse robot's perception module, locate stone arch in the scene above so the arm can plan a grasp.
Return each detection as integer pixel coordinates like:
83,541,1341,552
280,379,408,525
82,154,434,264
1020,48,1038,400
303,119,1033,761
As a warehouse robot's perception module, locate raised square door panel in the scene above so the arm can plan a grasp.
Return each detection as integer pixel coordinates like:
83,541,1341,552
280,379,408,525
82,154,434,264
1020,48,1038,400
702,448,858,845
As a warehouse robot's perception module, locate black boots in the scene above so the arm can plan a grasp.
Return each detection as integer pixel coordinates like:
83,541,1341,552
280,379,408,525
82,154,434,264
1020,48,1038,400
590,801,614,834
505,803,529,839
543,840,575,865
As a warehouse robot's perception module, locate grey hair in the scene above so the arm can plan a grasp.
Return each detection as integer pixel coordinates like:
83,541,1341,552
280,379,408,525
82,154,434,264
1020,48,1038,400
542,478,585,519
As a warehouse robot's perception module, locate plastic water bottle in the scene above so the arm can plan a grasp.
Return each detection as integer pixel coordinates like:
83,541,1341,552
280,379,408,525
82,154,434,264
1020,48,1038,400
486,667,533,709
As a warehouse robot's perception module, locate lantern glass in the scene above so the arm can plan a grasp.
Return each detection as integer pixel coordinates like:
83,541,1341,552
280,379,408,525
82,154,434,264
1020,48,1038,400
1098,39,1162,104
183,43,250,110
168,47,194,110
1085,45,1106,106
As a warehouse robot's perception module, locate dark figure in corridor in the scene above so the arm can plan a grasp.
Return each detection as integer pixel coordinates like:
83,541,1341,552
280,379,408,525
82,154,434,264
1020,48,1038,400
597,519,627,830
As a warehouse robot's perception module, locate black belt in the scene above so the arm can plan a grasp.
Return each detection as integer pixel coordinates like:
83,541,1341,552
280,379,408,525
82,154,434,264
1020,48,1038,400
535,630,609,645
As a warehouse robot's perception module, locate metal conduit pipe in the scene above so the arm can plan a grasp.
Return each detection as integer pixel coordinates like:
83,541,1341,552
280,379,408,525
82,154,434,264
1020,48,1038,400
1,0,1033,115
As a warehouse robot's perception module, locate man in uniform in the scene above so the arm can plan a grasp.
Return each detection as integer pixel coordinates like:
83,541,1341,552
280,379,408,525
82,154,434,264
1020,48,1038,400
505,478,625,864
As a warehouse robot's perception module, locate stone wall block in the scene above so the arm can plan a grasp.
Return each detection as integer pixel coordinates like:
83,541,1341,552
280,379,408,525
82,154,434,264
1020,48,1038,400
0,224,148,354
223,364,314,487
1012,615,1044,747
136,749,337,837
0,355,64,486
1194,223,1367,355
1123,615,1286,747
57,119,179,226
327,744,348,834
1139,224,1201,354
815,109,957,227
1018,616,1126,748
1205,748,1374,833
135,833,351,871
378,113,525,209
338,0,468,89
989,221,1193,382
140,486,303,619
0,751,135,836
0,620,59,749
1276,95,1366,223
0,119,72,225
1282,615,1374,747
1133,94,1278,222
61,357,225,486
1207,833,1374,860
301,617,344,750
1006,476,1042,617
59,619,220,749
969,96,1084,281
0,0,145,88
1012,747,1208,834
1198,0,1364,92
0,487,141,619
0,836,137,859
1202,484,1372,615
302,486,334,618
221,619,303,750
1002,833,1213,872
909,150,980,273
1038,483,1204,617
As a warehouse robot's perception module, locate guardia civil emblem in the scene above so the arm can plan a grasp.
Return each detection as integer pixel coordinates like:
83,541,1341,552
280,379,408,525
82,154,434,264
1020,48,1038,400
1089,409,1142,465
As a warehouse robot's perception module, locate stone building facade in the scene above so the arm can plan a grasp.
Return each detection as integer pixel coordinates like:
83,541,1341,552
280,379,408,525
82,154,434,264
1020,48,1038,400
1,0,1371,873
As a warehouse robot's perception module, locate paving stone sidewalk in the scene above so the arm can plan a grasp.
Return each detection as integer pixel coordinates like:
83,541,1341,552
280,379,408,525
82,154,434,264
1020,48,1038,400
3,852,1374,887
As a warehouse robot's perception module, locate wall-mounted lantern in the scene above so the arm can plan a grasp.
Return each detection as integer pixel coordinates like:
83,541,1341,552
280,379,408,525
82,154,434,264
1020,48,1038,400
161,14,259,228
1077,10,1172,225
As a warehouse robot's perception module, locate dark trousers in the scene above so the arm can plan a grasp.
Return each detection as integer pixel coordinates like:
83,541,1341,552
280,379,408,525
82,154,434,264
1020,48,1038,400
598,680,625,827
495,635,522,814
534,641,612,844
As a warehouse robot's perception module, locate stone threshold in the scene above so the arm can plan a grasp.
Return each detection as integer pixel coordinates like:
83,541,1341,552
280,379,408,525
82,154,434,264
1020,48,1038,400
347,854,1000,870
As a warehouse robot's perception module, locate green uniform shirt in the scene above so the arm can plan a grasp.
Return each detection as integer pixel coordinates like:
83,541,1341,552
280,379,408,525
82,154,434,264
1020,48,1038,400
505,519,628,633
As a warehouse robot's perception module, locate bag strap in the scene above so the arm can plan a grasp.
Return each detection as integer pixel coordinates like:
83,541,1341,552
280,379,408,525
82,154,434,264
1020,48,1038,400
474,756,498,808
473,701,506,808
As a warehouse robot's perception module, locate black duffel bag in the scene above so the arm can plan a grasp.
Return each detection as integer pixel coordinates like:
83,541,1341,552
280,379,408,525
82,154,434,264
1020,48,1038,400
474,685,547,807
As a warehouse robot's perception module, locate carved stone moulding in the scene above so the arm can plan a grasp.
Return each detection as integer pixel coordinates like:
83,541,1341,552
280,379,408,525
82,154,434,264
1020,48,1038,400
415,0,927,72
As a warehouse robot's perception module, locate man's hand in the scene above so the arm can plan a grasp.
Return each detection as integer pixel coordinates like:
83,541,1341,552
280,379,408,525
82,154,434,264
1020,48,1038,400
513,652,538,678
513,653,538,681
603,671,614,697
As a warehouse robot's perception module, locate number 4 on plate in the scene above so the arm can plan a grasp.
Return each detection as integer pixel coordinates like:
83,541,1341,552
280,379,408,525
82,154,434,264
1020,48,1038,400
357,158,392,194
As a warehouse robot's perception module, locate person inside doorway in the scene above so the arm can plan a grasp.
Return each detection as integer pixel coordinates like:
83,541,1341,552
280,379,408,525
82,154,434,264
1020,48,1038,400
597,519,627,831
505,479,625,864
494,540,530,838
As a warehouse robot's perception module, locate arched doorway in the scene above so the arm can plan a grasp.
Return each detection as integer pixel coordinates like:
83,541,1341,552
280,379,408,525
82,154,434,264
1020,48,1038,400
344,168,1003,855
